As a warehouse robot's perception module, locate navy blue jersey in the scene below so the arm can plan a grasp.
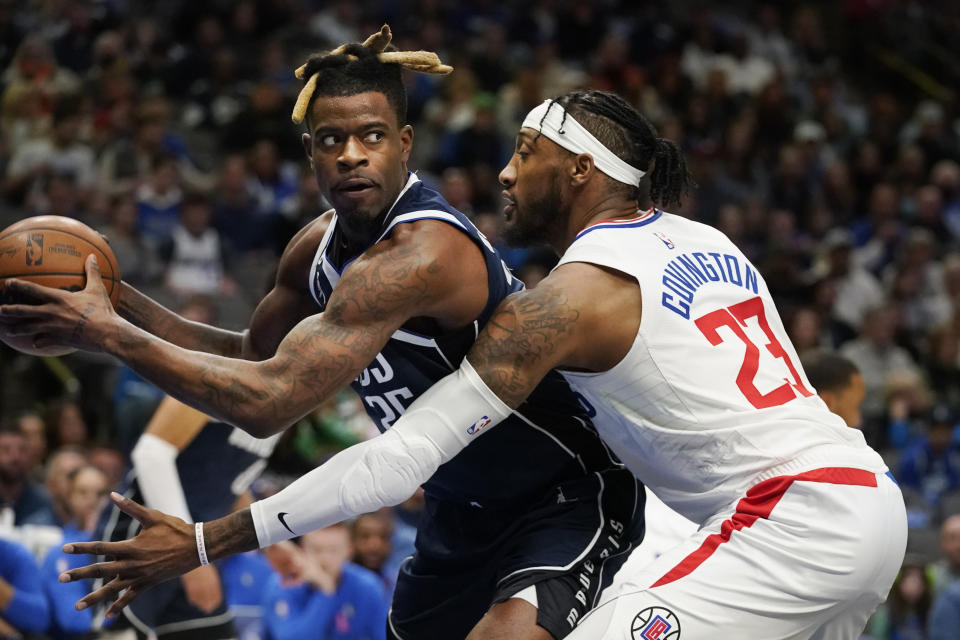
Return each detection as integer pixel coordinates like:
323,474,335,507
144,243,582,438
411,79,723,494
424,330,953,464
92,422,278,635
101,422,278,536
175,422,279,522
309,173,618,506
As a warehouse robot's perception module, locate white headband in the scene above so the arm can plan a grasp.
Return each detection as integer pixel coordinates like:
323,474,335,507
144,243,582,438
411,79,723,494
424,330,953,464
520,100,645,186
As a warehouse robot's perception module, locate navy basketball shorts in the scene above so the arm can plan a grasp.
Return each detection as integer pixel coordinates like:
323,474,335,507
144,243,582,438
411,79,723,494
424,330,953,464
388,467,645,640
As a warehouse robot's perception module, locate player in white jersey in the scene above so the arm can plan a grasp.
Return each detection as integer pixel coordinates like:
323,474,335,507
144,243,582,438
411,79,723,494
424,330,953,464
50,90,905,639
375,90,905,638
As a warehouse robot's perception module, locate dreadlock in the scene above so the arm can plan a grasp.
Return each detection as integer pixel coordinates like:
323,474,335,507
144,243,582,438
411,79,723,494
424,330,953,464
292,25,452,127
550,90,695,208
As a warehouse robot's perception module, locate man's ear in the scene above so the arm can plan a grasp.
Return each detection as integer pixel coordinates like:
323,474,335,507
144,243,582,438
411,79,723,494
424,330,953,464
400,125,413,163
302,133,312,165
570,153,596,186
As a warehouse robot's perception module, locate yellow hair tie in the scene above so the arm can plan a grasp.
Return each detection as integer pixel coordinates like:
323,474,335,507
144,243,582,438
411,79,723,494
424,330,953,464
291,24,452,125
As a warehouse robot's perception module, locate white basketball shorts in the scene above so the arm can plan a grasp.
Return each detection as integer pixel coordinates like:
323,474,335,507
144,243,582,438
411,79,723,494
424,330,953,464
569,467,907,640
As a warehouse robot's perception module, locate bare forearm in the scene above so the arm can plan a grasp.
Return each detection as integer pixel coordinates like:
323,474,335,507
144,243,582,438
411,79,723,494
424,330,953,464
105,314,364,436
205,509,259,560
118,283,245,357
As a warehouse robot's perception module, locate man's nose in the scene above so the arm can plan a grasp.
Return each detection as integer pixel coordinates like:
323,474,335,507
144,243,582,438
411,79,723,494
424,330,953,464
338,136,369,169
498,160,516,186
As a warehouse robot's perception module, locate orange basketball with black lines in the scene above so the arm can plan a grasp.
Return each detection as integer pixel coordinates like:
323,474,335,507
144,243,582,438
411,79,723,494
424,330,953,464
0,216,121,356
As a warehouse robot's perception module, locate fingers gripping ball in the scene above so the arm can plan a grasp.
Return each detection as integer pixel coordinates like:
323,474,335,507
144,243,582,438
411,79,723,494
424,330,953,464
0,216,121,356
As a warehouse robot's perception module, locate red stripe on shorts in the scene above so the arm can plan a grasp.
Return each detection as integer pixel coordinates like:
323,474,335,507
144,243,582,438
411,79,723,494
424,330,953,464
650,467,878,588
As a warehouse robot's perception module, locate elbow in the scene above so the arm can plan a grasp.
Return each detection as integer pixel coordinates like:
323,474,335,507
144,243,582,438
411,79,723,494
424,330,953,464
234,414,293,439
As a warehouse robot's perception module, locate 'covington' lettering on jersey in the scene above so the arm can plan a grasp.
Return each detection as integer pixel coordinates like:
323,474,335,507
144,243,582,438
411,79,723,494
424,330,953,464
661,251,759,319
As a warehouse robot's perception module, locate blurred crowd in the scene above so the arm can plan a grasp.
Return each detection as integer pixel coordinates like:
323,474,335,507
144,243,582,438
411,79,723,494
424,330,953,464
1,0,960,638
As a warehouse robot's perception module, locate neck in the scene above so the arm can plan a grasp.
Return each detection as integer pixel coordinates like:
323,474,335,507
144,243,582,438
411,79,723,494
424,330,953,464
337,169,409,250
556,193,646,253
337,215,382,252
53,500,71,525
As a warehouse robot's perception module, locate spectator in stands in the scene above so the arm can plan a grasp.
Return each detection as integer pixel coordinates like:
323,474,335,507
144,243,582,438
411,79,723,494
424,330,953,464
930,578,960,640
0,422,55,526
160,191,237,298
97,96,209,198
98,192,163,287
16,410,46,479
0,536,49,637
884,369,934,451
925,324,960,410
41,464,109,639
46,399,88,451
815,228,885,333
2,95,95,207
899,404,960,507
351,511,394,595
136,151,183,244
0,35,80,121
865,561,932,639
841,305,920,428
801,350,865,428
248,139,299,221
931,515,960,597
88,444,126,491
212,154,261,254
385,490,423,586
262,523,388,640
44,447,88,526
220,550,274,640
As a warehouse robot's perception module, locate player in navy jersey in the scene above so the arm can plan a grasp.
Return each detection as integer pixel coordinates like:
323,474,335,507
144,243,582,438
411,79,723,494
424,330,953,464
91,396,278,640
6,27,644,639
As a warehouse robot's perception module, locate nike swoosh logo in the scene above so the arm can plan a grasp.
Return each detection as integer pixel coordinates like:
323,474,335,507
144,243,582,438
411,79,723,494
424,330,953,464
277,512,295,535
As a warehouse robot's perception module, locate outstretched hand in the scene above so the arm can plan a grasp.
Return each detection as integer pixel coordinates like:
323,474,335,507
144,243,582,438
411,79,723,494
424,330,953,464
0,254,118,353
59,492,200,618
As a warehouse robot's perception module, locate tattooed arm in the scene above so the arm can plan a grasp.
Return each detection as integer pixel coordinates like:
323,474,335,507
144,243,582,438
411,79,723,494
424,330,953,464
0,221,489,437
469,261,643,407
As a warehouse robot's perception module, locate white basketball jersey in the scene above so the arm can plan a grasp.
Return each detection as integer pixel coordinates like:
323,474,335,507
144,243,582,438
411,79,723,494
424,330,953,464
558,209,886,524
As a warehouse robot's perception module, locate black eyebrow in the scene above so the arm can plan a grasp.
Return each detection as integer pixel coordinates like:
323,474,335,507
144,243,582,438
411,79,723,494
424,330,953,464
313,121,391,136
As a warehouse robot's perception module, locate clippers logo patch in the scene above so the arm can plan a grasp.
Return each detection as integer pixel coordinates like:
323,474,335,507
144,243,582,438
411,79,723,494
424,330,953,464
25,233,43,266
467,415,492,435
631,607,681,640
654,231,675,249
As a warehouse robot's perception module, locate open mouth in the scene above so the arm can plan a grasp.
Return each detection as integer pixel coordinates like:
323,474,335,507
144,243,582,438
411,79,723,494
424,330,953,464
336,178,377,197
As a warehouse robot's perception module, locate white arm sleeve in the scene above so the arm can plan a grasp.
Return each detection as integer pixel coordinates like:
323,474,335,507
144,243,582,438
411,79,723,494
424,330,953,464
130,433,193,523
250,359,511,546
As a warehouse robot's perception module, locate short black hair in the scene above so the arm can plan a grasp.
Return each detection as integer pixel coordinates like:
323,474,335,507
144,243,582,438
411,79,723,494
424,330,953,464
546,90,694,208
801,350,860,393
298,43,406,127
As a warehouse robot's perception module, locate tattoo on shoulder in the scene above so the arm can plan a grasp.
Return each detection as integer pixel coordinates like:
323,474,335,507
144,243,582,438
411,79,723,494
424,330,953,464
328,243,443,321
471,284,580,406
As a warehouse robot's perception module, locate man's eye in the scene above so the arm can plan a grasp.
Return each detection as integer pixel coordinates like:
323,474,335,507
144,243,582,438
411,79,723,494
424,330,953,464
365,131,384,143
320,135,339,147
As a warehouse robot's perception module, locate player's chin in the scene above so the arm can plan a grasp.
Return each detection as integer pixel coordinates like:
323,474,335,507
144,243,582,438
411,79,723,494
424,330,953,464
502,220,539,248
331,186,382,213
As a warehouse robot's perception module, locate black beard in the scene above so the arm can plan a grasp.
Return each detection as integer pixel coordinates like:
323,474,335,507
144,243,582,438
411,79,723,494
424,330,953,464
503,177,564,247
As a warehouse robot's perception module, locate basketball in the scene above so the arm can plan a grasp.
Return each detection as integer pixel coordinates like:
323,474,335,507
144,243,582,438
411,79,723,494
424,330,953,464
0,216,121,356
